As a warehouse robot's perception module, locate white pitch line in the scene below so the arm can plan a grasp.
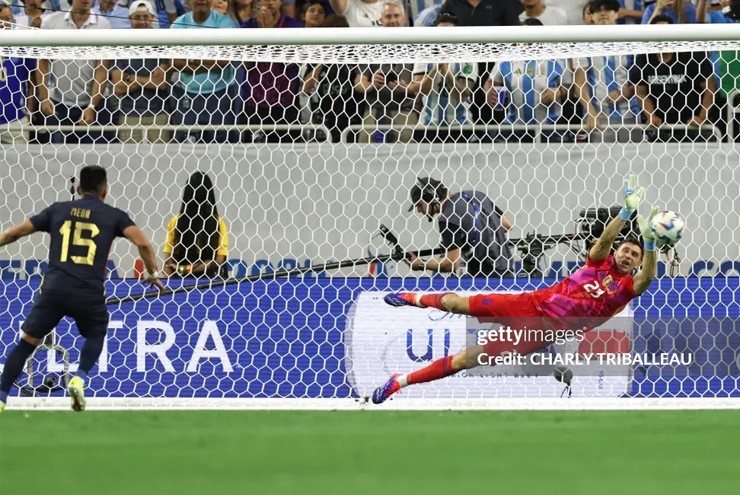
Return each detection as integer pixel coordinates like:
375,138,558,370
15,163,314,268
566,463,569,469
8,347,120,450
5,397,740,411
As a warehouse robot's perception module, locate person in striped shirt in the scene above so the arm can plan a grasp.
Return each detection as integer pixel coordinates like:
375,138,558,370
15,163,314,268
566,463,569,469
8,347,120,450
484,19,568,141
573,0,641,142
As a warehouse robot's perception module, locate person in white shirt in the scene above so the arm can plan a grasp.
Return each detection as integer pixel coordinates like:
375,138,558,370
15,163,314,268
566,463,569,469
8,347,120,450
12,0,48,27
519,0,568,24
93,0,132,27
38,0,112,143
547,0,587,23
329,0,383,26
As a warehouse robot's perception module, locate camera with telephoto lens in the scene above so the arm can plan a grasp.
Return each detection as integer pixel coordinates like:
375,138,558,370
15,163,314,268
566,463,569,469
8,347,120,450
577,206,640,250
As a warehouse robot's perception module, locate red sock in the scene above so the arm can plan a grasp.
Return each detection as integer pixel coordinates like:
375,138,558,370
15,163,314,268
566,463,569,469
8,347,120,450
406,355,456,385
418,292,451,310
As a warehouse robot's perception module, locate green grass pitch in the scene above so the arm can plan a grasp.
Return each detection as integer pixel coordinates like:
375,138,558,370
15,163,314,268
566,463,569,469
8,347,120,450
1,410,738,494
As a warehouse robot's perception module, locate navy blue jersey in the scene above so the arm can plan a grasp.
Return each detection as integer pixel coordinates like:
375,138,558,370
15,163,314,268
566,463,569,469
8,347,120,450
29,195,135,293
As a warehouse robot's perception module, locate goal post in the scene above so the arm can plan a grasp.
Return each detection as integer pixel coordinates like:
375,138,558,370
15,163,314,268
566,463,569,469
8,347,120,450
1,22,739,409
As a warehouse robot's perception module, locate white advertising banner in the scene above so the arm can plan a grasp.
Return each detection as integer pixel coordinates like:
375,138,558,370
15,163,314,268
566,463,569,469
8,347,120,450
345,291,634,399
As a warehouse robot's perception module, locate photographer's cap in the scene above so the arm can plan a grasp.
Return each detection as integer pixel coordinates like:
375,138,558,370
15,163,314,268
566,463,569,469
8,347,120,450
408,176,443,211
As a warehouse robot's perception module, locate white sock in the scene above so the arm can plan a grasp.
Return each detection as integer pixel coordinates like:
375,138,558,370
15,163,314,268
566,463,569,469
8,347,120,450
397,374,408,387
414,293,424,307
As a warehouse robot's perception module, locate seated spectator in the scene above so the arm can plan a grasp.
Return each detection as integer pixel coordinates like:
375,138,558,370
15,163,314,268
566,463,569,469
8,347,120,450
629,16,717,141
302,14,366,142
697,0,732,105
519,0,568,25
354,1,417,142
170,0,237,143
573,0,640,142
302,0,332,25
0,2,12,29
698,0,739,141
282,0,297,18
297,0,334,137
616,0,644,24
211,0,229,14
439,0,523,25
163,172,229,279
436,0,523,130
329,0,383,26
38,0,113,144
642,0,697,23
546,0,587,24
409,13,478,142
240,0,302,142
12,0,49,28
0,2,36,144
414,3,440,25
9,0,59,18
109,0,171,143
698,0,735,23
484,18,568,142
119,0,180,28
239,0,303,28
94,0,132,28
229,0,253,23
582,0,593,23
557,2,593,135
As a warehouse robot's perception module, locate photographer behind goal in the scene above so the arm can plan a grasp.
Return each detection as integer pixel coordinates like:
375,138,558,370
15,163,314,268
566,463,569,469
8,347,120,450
405,177,514,277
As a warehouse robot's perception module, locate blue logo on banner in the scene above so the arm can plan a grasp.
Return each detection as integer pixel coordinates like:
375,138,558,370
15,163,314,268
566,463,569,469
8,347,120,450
406,328,451,362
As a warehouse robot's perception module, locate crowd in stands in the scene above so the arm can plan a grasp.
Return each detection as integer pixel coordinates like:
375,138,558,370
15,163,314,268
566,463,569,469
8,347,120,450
0,0,738,145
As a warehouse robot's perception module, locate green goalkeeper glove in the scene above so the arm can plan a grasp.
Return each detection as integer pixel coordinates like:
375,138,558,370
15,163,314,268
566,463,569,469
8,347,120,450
637,207,659,252
620,174,645,221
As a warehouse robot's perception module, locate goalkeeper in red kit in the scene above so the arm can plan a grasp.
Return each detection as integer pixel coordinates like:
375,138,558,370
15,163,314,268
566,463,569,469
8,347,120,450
371,175,660,404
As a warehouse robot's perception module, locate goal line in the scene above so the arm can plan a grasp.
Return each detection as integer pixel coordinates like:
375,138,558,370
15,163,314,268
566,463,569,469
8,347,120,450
8,397,740,411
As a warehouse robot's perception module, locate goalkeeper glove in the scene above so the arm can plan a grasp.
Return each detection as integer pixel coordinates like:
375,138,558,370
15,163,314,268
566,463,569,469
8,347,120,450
637,207,659,252
620,174,645,221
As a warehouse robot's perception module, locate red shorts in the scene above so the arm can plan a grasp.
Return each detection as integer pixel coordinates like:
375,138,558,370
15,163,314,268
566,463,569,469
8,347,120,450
468,292,553,358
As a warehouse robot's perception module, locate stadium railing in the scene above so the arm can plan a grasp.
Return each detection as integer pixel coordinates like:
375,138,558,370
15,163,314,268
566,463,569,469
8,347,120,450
23,123,334,142
338,123,724,144
25,123,723,144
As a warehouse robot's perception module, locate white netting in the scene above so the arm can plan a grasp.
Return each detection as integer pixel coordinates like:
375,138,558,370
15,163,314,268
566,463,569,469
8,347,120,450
1,18,739,407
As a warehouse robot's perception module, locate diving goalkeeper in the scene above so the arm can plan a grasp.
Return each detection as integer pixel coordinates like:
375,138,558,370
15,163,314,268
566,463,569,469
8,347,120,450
372,175,660,404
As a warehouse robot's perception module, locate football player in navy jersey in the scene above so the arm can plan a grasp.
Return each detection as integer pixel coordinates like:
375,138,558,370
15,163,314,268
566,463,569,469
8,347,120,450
0,165,164,412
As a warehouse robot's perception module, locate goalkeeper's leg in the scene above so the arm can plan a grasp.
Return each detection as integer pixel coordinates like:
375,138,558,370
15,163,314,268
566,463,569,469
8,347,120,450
384,292,472,313
371,345,485,404
384,291,538,318
371,328,555,404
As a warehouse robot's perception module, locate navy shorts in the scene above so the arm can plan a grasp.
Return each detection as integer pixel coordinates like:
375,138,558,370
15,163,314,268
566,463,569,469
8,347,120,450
22,290,109,340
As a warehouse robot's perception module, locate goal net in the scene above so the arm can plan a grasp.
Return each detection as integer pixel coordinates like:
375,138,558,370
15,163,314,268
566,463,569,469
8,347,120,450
1,21,739,408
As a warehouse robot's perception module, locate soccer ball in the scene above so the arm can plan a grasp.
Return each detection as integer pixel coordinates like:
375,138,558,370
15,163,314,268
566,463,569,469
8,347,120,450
650,211,685,246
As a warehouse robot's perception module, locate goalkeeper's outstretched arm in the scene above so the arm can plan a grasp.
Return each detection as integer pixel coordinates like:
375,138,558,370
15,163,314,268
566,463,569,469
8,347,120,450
633,208,660,295
590,175,644,262
589,214,628,262
633,247,657,295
